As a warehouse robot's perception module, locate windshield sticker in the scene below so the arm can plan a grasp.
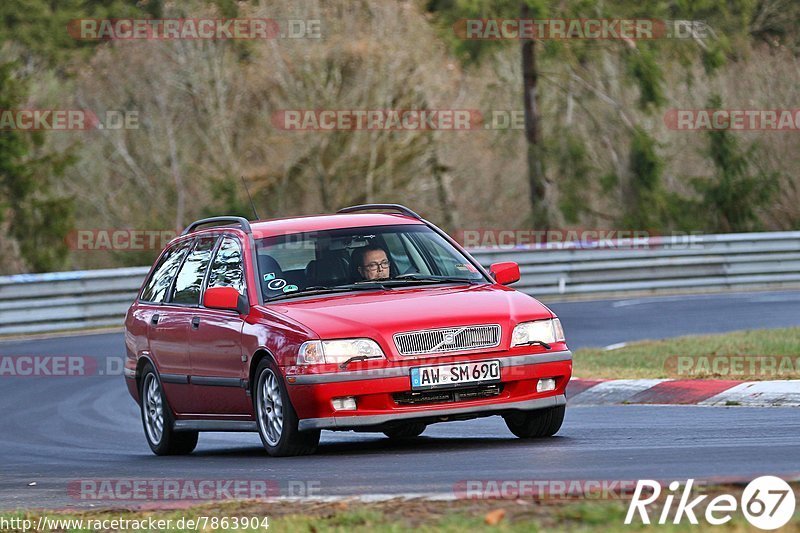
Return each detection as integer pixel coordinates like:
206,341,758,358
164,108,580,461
267,278,287,291
455,263,478,272
282,284,299,293
263,272,276,282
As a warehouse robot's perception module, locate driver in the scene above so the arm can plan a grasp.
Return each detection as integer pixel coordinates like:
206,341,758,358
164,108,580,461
355,244,391,281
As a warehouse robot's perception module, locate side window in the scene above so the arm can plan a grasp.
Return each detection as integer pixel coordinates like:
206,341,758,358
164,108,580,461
207,236,245,294
170,236,217,305
414,232,479,277
140,240,192,303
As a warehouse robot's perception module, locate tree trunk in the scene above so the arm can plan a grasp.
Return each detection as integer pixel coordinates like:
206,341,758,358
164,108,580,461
429,143,458,229
520,3,550,229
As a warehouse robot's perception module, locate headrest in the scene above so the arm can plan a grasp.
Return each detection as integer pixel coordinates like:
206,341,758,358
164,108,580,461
258,254,283,278
311,254,350,286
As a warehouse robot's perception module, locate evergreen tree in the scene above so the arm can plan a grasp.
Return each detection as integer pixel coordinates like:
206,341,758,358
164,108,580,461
0,61,74,272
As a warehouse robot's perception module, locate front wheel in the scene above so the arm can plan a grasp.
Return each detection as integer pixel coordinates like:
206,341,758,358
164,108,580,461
254,359,320,457
504,405,565,438
140,364,198,455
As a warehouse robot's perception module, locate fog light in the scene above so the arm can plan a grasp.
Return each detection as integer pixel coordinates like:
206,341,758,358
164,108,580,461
537,378,557,393
331,397,357,411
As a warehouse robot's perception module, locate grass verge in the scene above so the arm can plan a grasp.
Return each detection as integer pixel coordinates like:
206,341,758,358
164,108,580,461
2,484,799,532
572,327,800,380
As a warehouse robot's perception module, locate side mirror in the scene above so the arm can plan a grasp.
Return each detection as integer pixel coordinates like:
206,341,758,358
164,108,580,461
489,262,520,285
203,286,249,315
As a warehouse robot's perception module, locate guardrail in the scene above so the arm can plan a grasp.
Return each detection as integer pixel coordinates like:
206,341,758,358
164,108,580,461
1,231,799,335
0,267,150,335
470,231,800,297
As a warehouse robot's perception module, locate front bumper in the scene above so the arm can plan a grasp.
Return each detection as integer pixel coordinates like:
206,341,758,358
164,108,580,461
287,349,572,431
299,394,566,431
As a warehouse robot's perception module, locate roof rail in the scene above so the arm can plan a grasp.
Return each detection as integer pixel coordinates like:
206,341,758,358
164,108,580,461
336,204,422,220
181,216,252,236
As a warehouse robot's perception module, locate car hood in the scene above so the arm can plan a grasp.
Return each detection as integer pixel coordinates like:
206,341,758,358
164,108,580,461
263,284,553,358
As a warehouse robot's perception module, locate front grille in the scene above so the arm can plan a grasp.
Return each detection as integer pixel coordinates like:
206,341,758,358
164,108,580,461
393,384,503,405
393,324,501,356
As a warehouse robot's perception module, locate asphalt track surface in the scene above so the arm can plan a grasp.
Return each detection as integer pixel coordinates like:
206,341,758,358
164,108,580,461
1,290,798,510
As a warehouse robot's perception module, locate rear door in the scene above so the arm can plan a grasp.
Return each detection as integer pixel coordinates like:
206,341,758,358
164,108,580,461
189,235,251,415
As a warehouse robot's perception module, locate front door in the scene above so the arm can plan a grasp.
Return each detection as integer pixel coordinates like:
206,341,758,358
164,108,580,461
189,235,251,416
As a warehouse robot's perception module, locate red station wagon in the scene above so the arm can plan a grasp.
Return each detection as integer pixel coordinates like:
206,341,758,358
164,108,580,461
124,204,572,456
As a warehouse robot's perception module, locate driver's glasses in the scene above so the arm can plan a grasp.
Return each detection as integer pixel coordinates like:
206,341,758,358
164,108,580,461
363,259,390,272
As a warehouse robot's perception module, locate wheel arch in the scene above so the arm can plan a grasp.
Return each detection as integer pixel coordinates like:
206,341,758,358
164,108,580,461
135,354,158,396
249,348,278,394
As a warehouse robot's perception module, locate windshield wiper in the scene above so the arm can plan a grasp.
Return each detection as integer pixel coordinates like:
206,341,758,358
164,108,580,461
265,283,389,302
389,273,482,285
265,275,478,302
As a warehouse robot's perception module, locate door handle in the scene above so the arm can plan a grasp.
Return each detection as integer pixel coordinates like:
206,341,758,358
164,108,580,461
191,316,201,329
150,313,160,325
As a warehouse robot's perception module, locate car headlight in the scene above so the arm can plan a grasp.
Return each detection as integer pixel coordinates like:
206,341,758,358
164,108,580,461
297,338,385,365
511,318,565,347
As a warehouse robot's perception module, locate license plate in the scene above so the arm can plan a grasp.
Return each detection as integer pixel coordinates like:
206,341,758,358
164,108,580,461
410,360,501,391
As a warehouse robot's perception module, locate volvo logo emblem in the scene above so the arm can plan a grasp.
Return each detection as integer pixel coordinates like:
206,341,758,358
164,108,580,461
442,332,456,344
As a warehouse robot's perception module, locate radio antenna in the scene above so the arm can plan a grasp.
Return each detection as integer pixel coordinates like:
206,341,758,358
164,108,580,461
240,175,260,220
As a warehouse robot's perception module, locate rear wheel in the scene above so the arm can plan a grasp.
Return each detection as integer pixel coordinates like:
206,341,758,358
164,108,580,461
383,422,426,440
254,359,320,456
140,364,198,455
504,405,565,438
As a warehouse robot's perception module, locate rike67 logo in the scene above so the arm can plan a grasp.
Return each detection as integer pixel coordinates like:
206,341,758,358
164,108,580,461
626,476,796,530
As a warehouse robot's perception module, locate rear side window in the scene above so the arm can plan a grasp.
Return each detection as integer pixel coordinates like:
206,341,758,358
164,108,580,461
170,236,217,305
140,240,192,303
207,236,245,294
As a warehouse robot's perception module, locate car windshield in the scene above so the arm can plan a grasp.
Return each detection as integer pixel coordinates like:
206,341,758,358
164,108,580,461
255,224,487,302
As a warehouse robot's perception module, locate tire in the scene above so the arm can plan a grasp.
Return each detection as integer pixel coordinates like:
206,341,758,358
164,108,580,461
383,422,426,440
254,358,320,457
503,405,565,438
140,364,198,455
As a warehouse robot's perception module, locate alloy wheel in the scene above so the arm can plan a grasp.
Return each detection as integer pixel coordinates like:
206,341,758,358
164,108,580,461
257,369,284,446
143,373,164,444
